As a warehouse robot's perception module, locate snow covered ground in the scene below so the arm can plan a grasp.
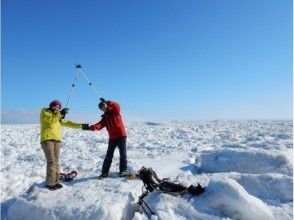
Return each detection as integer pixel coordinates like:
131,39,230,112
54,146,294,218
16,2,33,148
1,120,293,219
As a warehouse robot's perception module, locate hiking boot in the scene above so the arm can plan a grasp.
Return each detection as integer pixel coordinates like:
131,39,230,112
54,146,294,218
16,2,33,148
54,183,63,189
119,171,127,177
46,185,57,190
98,173,108,179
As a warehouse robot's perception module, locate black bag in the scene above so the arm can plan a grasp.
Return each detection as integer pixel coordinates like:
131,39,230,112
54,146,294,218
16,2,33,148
187,184,205,195
159,181,187,195
139,167,162,192
138,166,205,196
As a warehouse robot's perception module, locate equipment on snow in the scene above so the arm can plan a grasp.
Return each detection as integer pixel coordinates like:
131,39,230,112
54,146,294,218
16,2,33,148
59,171,77,182
137,166,205,217
138,192,155,218
138,166,205,196
128,173,137,180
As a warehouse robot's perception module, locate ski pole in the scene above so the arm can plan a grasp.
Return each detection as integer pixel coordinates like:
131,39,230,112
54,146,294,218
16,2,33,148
138,193,155,217
65,65,80,108
141,199,155,216
75,64,102,98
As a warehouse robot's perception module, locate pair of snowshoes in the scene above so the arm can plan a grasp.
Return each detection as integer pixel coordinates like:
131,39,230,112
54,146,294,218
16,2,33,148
59,171,77,182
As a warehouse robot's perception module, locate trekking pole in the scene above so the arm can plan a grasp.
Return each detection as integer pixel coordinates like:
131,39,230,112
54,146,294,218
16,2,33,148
138,199,151,218
75,64,102,98
141,199,155,216
65,65,80,108
138,194,155,217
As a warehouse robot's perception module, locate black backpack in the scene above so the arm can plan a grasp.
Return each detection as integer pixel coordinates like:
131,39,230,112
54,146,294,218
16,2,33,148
139,166,162,192
138,166,205,196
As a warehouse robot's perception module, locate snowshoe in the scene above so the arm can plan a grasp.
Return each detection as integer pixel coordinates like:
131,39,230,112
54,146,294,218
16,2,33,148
59,171,77,182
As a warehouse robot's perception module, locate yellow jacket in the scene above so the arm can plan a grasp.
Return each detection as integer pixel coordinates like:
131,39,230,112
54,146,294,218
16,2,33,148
40,108,82,142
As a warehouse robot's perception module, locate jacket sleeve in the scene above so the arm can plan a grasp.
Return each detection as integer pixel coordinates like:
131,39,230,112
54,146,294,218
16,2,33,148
90,118,106,131
60,119,82,129
107,101,120,114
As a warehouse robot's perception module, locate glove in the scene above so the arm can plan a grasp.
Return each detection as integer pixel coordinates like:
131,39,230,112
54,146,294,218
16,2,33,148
60,108,69,119
82,124,90,130
100,98,106,103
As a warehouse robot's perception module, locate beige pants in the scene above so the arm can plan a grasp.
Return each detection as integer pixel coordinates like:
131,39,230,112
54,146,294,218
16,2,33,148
41,141,61,186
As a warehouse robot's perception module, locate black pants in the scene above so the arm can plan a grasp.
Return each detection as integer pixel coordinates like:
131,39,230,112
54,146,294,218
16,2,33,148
102,137,127,174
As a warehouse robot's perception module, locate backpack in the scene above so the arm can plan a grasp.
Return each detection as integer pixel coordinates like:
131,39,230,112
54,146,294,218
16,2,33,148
137,167,205,218
139,166,162,192
138,166,205,196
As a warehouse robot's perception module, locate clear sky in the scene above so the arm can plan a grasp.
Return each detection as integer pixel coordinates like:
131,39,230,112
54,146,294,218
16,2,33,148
1,0,293,123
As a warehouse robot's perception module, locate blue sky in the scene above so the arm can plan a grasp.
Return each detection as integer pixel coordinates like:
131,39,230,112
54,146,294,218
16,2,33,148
2,0,293,123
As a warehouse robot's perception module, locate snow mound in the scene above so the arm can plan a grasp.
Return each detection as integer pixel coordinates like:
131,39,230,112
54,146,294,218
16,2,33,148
140,178,274,220
7,177,142,220
234,173,293,202
193,178,275,220
197,149,292,175
141,192,219,220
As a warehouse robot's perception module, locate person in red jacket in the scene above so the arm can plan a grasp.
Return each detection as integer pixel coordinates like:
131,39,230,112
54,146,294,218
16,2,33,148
87,98,127,179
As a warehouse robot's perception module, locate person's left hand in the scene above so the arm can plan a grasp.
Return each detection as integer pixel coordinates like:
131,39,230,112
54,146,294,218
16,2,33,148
82,124,90,130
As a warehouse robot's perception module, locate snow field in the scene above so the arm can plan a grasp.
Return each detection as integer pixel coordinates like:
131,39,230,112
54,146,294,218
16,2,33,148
1,120,293,219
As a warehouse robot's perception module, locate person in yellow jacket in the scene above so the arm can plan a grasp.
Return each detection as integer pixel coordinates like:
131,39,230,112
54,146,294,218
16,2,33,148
40,100,89,190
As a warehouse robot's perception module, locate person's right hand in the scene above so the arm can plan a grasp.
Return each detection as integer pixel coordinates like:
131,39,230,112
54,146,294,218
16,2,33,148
60,108,69,119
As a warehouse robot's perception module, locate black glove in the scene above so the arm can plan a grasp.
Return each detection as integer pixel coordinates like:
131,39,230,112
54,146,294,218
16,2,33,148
82,124,90,130
100,98,106,103
60,108,69,119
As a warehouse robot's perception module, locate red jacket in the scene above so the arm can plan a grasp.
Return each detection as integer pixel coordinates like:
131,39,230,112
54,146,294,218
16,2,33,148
90,101,127,140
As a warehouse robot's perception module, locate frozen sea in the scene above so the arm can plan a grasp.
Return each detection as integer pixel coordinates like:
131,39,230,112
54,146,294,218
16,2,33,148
1,120,293,219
